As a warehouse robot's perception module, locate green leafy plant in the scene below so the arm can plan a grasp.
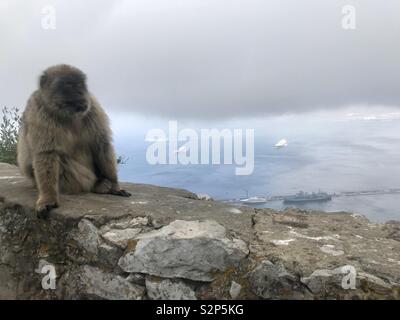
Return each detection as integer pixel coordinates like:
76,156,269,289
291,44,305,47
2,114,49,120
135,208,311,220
0,107,22,165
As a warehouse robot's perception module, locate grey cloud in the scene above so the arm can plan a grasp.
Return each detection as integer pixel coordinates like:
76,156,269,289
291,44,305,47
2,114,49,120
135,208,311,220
1,0,399,119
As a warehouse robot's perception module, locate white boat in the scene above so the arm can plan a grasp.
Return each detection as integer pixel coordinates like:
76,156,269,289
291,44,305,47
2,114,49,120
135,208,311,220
240,196,267,204
275,139,288,148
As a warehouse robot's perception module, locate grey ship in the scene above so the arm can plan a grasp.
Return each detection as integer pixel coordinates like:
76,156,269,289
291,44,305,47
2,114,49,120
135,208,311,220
283,190,332,204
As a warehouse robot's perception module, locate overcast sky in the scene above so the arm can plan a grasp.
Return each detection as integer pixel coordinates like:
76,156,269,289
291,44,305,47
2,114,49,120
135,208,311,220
1,0,400,119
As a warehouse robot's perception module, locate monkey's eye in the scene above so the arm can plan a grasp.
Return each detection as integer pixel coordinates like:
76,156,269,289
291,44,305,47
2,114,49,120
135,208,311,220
63,81,81,91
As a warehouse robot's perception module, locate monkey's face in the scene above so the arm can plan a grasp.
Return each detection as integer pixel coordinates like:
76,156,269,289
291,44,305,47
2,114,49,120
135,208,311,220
51,75,90,113
40,67,91,118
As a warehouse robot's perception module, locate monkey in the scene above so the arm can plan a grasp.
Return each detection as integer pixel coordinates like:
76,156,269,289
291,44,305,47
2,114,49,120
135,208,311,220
17,64,131,219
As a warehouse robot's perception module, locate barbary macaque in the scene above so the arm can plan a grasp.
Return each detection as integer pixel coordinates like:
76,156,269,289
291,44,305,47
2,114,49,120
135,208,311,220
17,64,131,218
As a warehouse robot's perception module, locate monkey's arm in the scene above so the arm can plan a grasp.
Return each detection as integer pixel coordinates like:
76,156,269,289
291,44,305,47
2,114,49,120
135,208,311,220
88,97,131,197
92,133,131,197
33,151,60,218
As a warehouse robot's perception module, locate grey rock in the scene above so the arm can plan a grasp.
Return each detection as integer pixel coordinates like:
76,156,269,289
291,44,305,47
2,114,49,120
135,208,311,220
229,281,242,299
0,266,17,299
248,260,310,299
197,193,213,201
146,277,197,300
358,272,392,289
301,266,353,293
101,228,142,248
72,219,100,256
118,220,249,281
384,220,400,242
101,216,149,231
98,243,122,267
301,266,394,296
77,265,145,300
126,273,146,286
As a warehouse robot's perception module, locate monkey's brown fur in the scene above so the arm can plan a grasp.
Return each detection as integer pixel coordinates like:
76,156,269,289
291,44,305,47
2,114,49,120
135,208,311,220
17,64,130,218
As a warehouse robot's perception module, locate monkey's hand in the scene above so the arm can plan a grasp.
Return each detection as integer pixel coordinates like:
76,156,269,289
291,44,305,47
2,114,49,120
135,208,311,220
36,198,59,219
110,189,131,197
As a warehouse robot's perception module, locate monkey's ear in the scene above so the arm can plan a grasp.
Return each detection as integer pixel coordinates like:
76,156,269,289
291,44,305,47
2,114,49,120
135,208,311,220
39,72,48,89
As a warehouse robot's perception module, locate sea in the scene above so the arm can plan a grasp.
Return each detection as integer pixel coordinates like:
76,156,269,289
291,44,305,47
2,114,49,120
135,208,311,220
110,107,400,223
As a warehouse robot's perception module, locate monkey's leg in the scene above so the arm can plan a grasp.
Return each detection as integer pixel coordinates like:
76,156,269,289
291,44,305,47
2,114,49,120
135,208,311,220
59,157,97,194
93,141,131,197
33,152,60,219
17,133,35,185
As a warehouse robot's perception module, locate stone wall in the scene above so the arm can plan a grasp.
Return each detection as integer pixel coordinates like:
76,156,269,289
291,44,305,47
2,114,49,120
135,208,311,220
0,163,399,299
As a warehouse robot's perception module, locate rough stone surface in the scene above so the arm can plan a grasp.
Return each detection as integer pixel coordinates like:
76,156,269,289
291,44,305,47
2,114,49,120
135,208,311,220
197,193,213,201
101,228,142,248
248,260,311,299
384,220,400,242
118,220,249,281
1,163,400,300
73,265,145,300
69,219,100,260
146,277,197,300
229,281,242,299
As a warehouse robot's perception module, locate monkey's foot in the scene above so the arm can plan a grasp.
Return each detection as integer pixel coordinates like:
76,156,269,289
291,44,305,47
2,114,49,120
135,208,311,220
110,189,131,197
36,201,59,219
92,179,131,197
